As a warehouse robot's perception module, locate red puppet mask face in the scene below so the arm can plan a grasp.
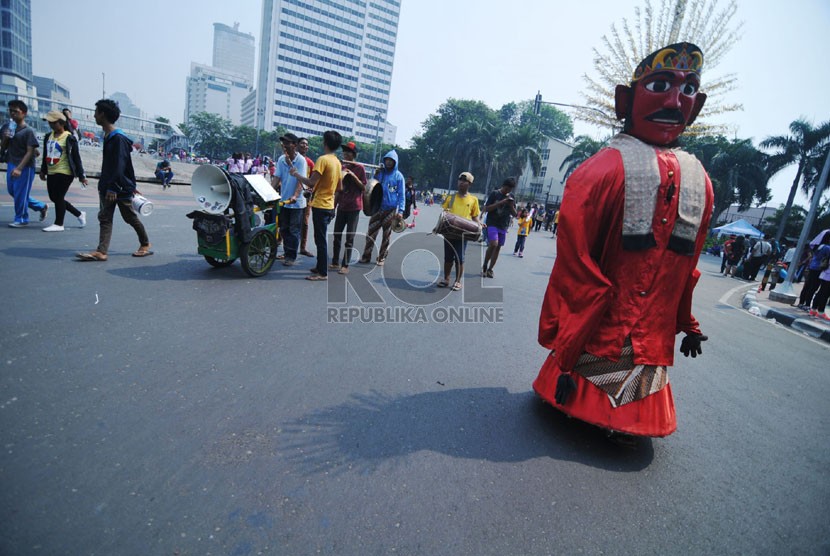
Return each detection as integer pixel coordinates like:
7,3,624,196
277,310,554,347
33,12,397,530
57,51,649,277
617,70,706,146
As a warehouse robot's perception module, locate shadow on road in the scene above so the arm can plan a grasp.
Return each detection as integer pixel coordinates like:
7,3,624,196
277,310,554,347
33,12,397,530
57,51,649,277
280,388,654,475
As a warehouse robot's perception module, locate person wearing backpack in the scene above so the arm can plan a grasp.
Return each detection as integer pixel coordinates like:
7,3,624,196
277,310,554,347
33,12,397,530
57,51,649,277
38,111,88,231
745,234,772,281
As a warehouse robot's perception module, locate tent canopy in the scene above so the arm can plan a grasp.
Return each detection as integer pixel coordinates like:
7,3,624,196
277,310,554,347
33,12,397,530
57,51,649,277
713,219,763,238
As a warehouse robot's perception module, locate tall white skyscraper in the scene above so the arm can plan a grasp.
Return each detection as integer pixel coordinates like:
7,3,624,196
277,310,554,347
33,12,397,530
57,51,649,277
185,22,255,125
185,63,252,125
255,0,400,143
213,22,256,83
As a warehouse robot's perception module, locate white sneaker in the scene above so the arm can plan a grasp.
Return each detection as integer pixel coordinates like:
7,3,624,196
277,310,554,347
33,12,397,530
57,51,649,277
78,211,87,228
42,224,64,232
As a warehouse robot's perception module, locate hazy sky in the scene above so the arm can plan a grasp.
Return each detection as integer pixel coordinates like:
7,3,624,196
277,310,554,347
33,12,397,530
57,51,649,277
32,0,828,205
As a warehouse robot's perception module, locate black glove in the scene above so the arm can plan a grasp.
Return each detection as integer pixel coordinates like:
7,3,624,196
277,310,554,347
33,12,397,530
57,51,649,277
680,333,708,358
555,372,577,405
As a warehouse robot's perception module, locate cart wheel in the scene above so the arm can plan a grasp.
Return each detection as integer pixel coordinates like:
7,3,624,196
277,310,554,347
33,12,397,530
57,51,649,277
240,229,277,277
204,255,236,268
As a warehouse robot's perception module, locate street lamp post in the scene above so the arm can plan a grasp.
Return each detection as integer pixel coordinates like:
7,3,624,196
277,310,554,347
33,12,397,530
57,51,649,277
372,111,382,166
254,107,264,155
533,91,614,129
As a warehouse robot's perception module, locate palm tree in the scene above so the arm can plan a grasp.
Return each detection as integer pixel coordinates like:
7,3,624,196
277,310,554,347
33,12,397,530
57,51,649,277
492,124,543,185
708,138,770,219
559,136,608,180
760,118,830,242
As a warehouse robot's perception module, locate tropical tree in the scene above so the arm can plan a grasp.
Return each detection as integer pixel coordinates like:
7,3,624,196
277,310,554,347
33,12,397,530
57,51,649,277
680,134,770,224
409,98,571,193
559,136,608,180
760,118,830,242
763,204,808,240
580,0,743,133
185,112,234,159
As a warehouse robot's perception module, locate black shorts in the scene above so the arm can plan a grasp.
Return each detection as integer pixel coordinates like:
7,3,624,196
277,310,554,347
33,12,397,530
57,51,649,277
443,236,466,263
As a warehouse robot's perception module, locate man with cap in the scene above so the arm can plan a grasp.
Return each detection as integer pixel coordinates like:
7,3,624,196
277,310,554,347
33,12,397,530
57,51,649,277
330,141,366,274
532,42,714,443
481,177,518,278
273,132,308,266
39,110,88,231
437,172,481,291
359,150,405,266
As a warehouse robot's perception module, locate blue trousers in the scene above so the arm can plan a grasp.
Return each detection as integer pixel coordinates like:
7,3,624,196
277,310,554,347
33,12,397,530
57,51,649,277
6,163,45,223
155,169,174,185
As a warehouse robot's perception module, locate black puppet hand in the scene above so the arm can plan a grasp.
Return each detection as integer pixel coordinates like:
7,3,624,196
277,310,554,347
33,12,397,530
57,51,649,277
680,333,708,358
555,372,577,405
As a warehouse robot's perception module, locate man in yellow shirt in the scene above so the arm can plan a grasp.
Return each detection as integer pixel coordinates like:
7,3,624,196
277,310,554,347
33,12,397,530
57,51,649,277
438,172,481,291
291,130,342,280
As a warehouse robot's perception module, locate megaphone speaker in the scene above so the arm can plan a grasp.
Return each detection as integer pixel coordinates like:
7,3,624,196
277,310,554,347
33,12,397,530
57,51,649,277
192,165,233,214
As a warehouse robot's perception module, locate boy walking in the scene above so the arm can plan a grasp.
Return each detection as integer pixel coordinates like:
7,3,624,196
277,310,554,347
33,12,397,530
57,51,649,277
3,100,48,227
77,99,151,261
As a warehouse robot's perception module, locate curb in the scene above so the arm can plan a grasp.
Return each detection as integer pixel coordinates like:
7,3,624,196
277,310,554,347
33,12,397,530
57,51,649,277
742,291,830,344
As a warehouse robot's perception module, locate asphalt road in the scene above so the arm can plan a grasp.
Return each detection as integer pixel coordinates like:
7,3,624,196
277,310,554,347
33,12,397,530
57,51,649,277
1,181,828,555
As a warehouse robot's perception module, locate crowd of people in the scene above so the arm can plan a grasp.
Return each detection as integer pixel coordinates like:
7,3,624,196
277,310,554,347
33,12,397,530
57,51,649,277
2,38,828,452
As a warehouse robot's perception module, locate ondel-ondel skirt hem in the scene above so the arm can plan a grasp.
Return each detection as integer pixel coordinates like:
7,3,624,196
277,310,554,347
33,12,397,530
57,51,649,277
533,355,677,437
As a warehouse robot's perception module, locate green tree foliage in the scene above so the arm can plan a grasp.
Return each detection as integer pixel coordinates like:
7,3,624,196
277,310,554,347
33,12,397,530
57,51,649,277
185,112,234,160
760,118,830,242
763,204,808,240
409,98,572,193
559,135,608,180
681,134,770,223
180,112,288,160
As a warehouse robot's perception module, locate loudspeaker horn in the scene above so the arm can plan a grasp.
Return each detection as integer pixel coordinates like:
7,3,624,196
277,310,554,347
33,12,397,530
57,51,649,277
192,165,233,214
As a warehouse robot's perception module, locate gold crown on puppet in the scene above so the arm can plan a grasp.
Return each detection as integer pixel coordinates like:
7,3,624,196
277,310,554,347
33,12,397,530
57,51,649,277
631,42,704,82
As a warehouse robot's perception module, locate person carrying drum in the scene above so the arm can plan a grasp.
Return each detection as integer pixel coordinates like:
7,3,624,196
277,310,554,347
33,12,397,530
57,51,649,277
359,150,405,266
437,172,481,291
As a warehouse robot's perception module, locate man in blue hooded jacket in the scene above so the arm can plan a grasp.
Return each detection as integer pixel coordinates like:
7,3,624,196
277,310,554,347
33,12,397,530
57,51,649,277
360,150,405,266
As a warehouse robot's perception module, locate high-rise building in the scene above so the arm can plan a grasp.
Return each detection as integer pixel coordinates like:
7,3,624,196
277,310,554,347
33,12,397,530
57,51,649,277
185,63,252,125
255,0,400,143
0,0,36,101
213,22,256,83
32,76,71,112
109,92,143,120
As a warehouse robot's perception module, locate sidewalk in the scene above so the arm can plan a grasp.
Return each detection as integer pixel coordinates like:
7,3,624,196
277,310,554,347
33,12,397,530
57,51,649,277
741,279,830,343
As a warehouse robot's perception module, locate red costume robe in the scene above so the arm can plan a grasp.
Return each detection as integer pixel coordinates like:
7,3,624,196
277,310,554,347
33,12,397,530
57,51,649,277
533,144,713,437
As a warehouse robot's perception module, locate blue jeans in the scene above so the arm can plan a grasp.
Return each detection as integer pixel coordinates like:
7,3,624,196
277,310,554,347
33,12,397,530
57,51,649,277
279,207,303,261
6,163,45,223
155,169,173,185
312,207,334,276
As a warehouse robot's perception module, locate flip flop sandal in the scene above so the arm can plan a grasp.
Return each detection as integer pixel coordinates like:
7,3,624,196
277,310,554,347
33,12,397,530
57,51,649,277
376,260,385,266
76,252,108,261
132,248,154,257
305,275,327,281
451,282,462,291
436,280,450,288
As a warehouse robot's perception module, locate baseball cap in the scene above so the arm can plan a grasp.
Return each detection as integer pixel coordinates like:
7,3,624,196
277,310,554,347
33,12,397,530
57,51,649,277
343,141,358,153
458,172,474,183
43,110,67,123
